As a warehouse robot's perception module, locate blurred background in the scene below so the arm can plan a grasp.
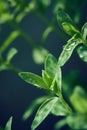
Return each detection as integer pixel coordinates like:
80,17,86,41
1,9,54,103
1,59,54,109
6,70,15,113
0,0,87,130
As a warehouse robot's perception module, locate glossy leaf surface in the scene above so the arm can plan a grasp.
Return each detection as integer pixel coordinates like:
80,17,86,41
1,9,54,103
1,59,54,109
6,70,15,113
58,35,81,67
31,97,58,130
19,72,48,89
22,96,47,120
62,22,79,36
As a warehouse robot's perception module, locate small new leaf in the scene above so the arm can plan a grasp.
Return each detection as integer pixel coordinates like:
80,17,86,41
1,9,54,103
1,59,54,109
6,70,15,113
19,72,48,89
22,96,47,120
57,10,79,36
42,26,53,42
5,117,12,130
6,48,18,63
62,22,80,36
31,97,58,130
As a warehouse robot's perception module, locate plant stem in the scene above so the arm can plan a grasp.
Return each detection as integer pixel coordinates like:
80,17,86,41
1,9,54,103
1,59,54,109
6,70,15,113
0,31,20,54
60,94,73,114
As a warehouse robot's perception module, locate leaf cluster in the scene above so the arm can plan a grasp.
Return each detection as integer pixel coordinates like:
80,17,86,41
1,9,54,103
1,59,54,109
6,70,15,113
0,1,87,130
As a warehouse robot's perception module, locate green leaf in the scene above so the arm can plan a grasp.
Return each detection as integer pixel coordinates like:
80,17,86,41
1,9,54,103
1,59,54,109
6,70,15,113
32,47,48,64
77,45,87,62
42,70,52,87
58,34,82,67
57,10,79,36
19,72,48,89
22,96,47,120
5,117,12,130
66,114,87,129
45,54,62,92
42,26,53,42
62,22,80,36
51,98,69,116
0,31,20,54
81,22,87,43
6,48,18,63
31,97,58,130
45,54,58,78
70,86,87,113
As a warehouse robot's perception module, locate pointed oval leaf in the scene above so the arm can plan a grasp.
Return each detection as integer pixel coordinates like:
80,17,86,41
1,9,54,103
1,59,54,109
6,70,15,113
77,45,87,62
57,10,79,36
62,22,80,36
31,97,58,130
58,35,82,67
42,70,52,87
42,26,53,42
22,96,47,121
19,72,48,89
51,98,69,116
6,48,18,63
0,31,20,54
5,117,12,130
45,54,58,78
44,54,62,92
50,67,62,93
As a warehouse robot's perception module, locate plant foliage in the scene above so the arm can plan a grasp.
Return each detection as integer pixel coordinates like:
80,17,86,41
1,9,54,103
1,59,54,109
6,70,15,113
0,0,87,130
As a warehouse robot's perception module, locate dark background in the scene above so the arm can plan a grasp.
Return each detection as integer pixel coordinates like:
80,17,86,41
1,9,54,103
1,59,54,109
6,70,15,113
0,1,87,130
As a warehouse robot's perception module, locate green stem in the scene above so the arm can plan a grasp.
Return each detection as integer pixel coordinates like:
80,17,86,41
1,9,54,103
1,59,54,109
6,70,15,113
33,11,67,41
60,94,73,114
0,21,38,55
0,31,20,54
